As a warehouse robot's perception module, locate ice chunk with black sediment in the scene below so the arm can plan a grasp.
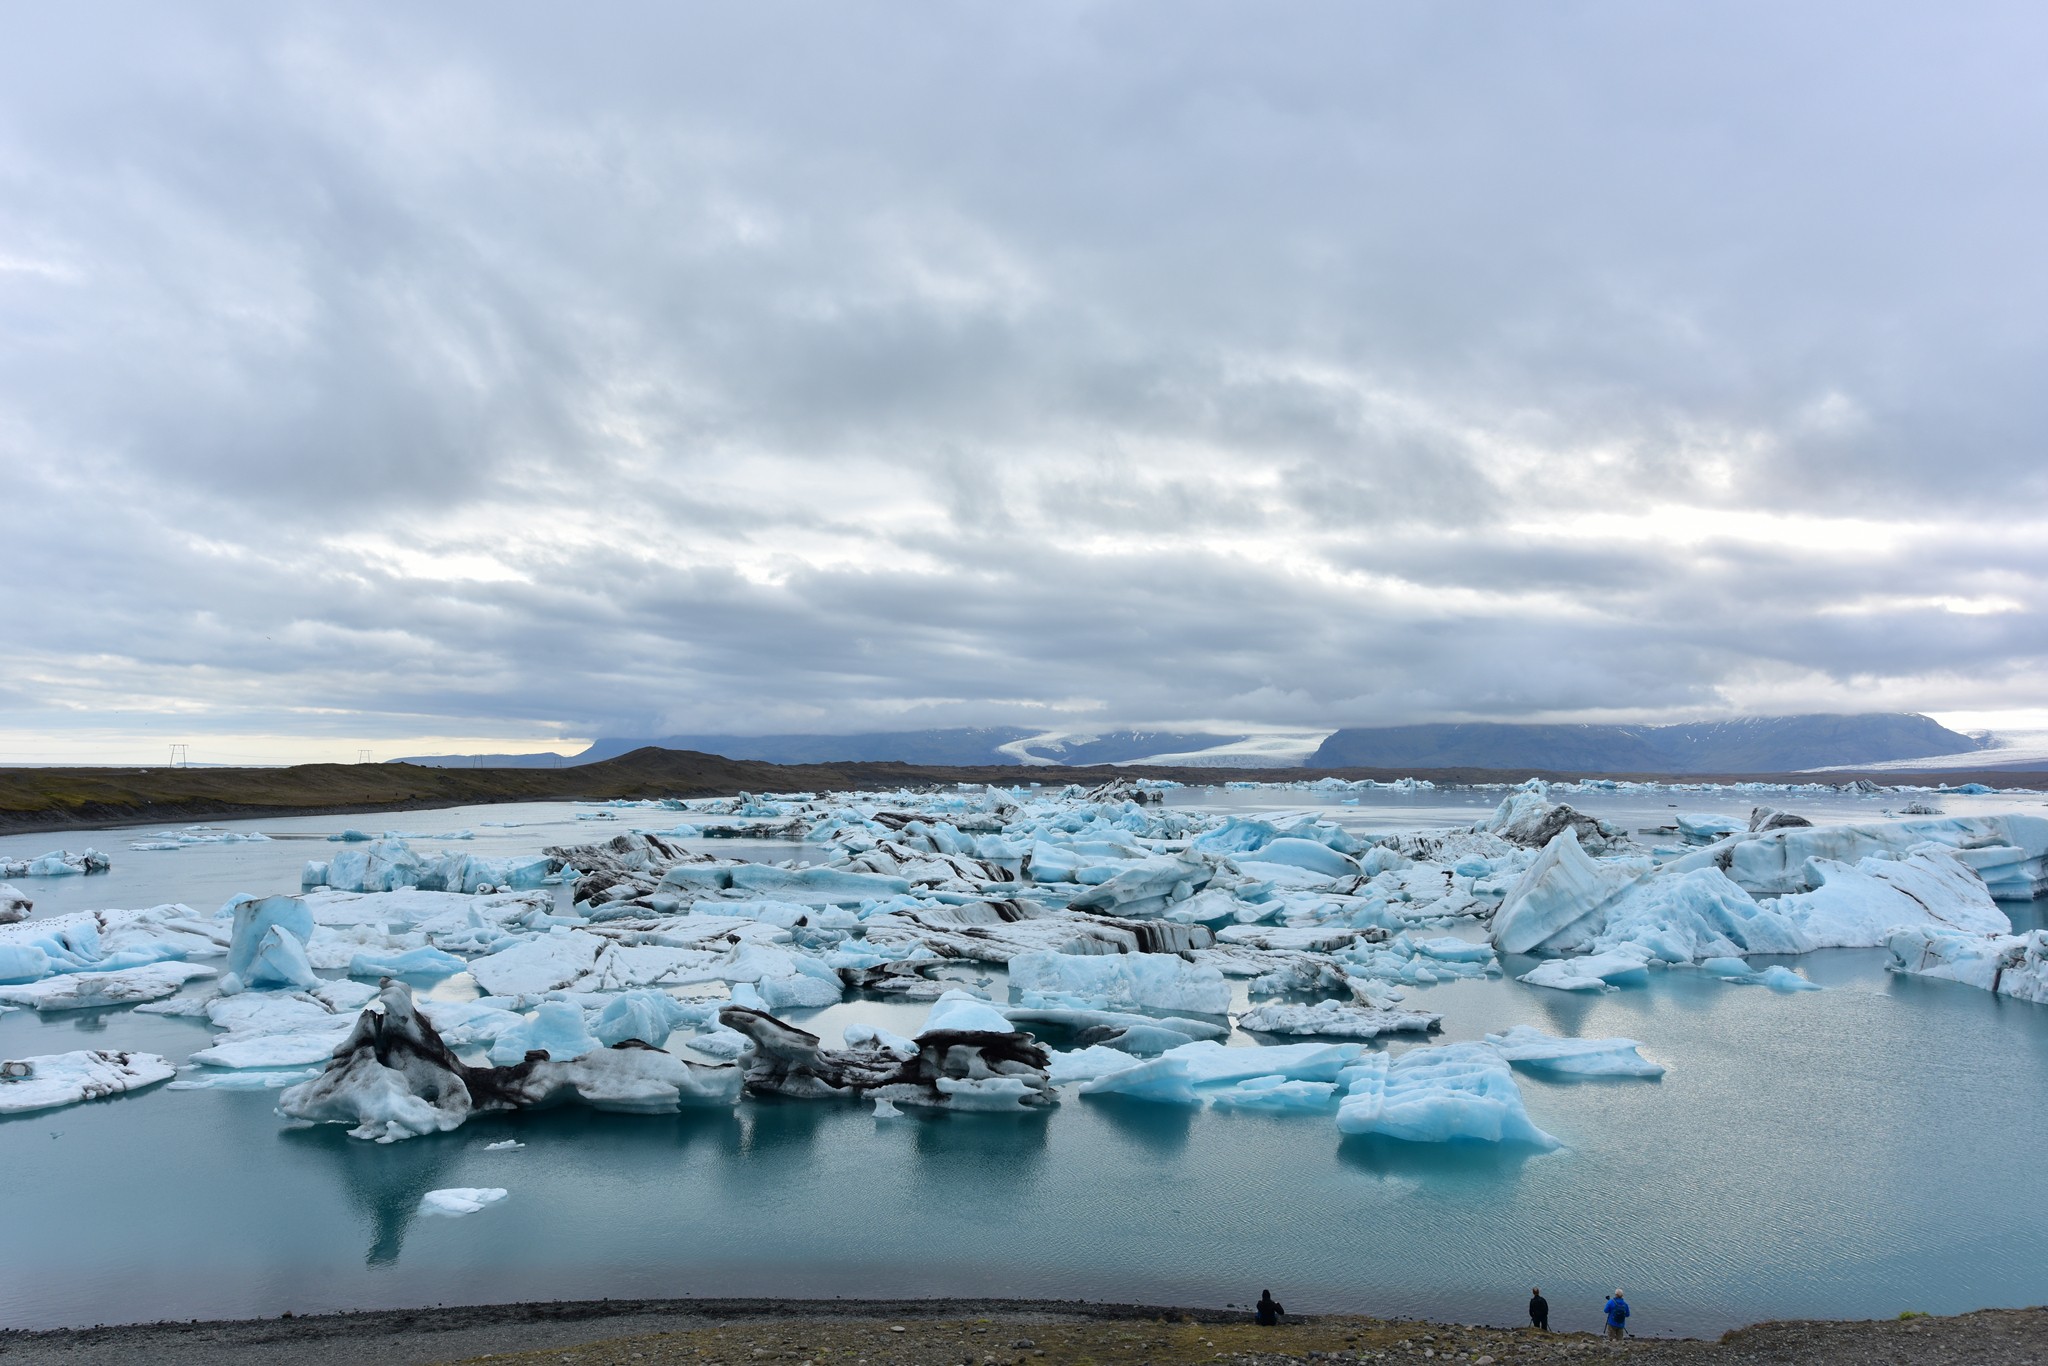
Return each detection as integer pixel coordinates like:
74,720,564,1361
0,1050,175,1113
1335,1042,1558,1146
1477,791,1625,851
0,884,29,923
1006,949,1231,1015
513,1041,744,1113
280,981,741,1141
278,982,481,1141
998,1003,1231,1051
1237,999,1442,1039
1886,925,2048,1004
718,1002,1055,1110
1484,1024,1665,1077
0,849,111,878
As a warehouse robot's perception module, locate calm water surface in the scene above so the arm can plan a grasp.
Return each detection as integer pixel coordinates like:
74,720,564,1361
3,787,2046,1334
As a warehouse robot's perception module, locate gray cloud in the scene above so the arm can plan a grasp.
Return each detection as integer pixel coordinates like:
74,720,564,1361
3,1,2046,760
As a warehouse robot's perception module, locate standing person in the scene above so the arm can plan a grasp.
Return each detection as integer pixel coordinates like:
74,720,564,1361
1254,1290,1284,1326
1603,1289,1630,1339
1528,1288,1549,1331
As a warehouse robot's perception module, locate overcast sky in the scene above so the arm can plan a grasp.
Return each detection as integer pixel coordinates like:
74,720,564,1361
4,3,2045,763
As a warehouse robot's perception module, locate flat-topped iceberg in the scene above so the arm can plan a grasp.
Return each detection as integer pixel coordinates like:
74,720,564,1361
0,1050,174,1113
1007,949,1230,1015
1485,1025,1665,1077
1336,1043,1558,1146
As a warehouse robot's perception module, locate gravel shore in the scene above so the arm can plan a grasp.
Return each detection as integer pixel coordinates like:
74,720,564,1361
3,1300,2042,1366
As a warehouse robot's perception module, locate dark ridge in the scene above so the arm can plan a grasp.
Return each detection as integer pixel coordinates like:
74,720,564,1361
2,746,2044,837
1310,713,1985,773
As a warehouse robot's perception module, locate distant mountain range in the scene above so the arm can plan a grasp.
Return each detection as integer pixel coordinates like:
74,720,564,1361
395,727,1249,769
395,712,1996,774
1306,713,1987,774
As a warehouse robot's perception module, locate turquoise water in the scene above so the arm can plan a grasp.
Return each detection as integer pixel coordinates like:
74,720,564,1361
4,789,2047,1335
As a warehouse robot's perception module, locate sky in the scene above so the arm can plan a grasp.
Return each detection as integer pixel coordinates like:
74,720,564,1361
4,3,2046,764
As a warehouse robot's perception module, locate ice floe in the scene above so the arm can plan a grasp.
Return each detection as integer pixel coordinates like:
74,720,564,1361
1484,1025,1665,1077
419,1187,507,1217
0,849,111,878
1335,1043,1558,1147
0,1050,175,1113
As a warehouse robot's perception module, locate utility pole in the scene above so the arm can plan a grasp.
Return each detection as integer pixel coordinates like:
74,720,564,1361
169,744,188,768
357,748,372,764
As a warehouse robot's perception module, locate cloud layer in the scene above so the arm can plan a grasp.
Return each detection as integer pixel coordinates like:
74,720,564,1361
4,3,2045,761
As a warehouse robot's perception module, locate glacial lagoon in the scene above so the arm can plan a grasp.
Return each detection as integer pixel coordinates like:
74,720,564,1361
3,785,2047,1336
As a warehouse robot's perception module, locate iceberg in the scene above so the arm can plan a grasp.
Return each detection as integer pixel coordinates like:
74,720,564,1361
221,895,318,992
1237,999,1441,1038
419,1187,507,1217
1887,926,2048,1004
1335,1043,1558,1146
592,990,700,1048
1489,829,1646,954
1,849,111,878
487,1001,600,1065
280,981,741,1141
1077,1039,1364,1104
468,930,606,997
1007,950,1231,1015
1763,850,2007,949
726,864,913,904
0,961,215,1011
1484,1025,1665,1077
1206,1076,1340,1112
1517,947,1653,992
0,1050,175,1113
0,883,29,923
719,1003,1055,1110
347,946,469,979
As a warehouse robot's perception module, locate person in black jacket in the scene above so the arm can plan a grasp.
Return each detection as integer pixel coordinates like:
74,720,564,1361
1528,1288,1549,1331
1254,1290,1284,1326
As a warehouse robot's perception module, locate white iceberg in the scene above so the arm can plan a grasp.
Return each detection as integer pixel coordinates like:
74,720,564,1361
419,1187,507,1217
1484,1025,1665,1077
0,961,215,1011
0,1050,175,1113
1237,999,1441,1038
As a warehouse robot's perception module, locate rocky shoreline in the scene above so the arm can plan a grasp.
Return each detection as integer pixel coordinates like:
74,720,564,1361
2,1299,2043,1366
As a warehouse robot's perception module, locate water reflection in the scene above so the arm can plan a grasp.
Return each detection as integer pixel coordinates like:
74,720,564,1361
282,1122,464,1265
1084,1094,1197,1156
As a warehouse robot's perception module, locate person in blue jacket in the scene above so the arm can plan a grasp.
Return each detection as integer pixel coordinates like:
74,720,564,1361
1603,1290,1631,1338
